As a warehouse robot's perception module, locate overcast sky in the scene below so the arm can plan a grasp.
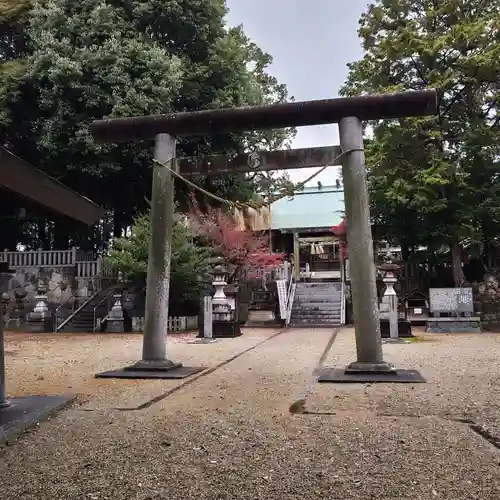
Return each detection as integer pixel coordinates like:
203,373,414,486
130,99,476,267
225,0,369,186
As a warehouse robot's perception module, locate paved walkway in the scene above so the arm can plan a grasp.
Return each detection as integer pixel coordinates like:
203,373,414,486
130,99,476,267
1,328,500,499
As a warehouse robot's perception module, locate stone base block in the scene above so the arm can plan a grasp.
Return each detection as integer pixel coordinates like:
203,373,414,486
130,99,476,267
248,310,275,323
0,395,74,445
95,365,205,380
426,318,481,333
318,368,426,384
213,321,242,338
106,319,125,333
26,318,53,333
380,319,413,338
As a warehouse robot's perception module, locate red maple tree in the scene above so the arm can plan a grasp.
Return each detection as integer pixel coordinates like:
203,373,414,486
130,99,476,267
331,218,348,259
187,195,284,282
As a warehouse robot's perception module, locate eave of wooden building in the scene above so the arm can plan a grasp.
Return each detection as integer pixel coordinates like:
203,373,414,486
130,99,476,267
0,147,103,226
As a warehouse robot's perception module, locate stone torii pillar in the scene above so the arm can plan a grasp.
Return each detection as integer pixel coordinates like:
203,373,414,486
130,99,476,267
91,90,436,382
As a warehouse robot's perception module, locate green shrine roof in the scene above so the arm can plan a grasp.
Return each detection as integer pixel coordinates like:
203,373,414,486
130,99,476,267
270,185,344,231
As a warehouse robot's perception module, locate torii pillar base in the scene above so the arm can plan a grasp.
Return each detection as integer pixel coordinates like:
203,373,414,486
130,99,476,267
95,359,205,380
318,359,426,383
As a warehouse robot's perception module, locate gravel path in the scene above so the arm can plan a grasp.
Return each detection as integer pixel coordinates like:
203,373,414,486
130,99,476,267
1,328,500,499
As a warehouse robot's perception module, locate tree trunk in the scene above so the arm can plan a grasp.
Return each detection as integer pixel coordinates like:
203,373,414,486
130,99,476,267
53,221,71,249
451,236,465,286
400,240,410,293
37,220,50,249
113,211,124,238
481,221,494,272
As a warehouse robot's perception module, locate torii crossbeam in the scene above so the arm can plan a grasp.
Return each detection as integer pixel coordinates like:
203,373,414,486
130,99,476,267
91,89,437,382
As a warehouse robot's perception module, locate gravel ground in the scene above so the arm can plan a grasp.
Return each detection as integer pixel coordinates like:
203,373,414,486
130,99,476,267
1,327,500,499
3,329,273,409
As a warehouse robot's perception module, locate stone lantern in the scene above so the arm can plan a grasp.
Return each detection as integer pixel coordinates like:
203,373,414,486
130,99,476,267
26,278,53,333
378,254,411,342
212,264,228,303
211,264,241,338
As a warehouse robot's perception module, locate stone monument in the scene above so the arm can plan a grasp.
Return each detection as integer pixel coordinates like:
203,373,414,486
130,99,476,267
197,267,215,339
426,286,480,333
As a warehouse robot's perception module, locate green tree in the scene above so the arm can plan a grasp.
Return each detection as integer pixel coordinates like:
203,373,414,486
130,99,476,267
107,211,212,315
244,129,299,204
342,0,500,284
0,0,294,250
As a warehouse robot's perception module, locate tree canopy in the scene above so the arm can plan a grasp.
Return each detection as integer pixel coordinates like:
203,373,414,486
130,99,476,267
0,0,295,250
342,0,500,284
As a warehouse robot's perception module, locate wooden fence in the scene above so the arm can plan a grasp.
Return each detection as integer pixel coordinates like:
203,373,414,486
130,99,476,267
1,248,115,279
131,316,199,333
3,248,77,267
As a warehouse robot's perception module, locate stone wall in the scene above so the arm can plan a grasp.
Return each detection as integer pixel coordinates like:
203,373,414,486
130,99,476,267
475,274,500,331
0,265,77,312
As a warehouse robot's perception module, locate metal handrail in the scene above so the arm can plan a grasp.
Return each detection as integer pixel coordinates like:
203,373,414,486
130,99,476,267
340,279,346,325
55,266,115,313
285,265,294,307
55,267,115,331
92,288,116,333
55,273,99,315
54,297,76,328
285,264,296,326
285,283,296,326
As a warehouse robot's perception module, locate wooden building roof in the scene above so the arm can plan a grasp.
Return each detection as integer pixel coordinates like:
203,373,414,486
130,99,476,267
0,147,103,225
270,185,344,232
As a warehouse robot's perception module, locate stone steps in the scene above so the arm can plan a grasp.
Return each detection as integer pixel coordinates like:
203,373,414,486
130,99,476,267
293,298,342,304
290,318,341,326
292,311,341,318
290,281,344,327
296,283,342,291
58,288,115,333
294,291,342,296
292,302,341,309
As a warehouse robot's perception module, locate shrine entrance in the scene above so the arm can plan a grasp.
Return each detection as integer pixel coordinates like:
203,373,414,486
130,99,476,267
298,235,343,281
91,89,437,383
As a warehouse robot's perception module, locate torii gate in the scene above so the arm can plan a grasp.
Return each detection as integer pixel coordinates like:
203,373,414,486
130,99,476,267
92,90,437,382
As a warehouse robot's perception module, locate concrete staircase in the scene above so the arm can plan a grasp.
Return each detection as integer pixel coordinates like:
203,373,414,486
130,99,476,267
57,286,117,333
290,282,343,327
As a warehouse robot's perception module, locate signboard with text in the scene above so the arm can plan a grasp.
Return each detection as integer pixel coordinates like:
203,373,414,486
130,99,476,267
429,288,474,314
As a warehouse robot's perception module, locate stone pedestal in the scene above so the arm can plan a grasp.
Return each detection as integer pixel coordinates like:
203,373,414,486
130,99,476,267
426,317,481,333
193,295,217,343
380,319,412,338
197,271,214,338
106,293,124,333
213,321,241,338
